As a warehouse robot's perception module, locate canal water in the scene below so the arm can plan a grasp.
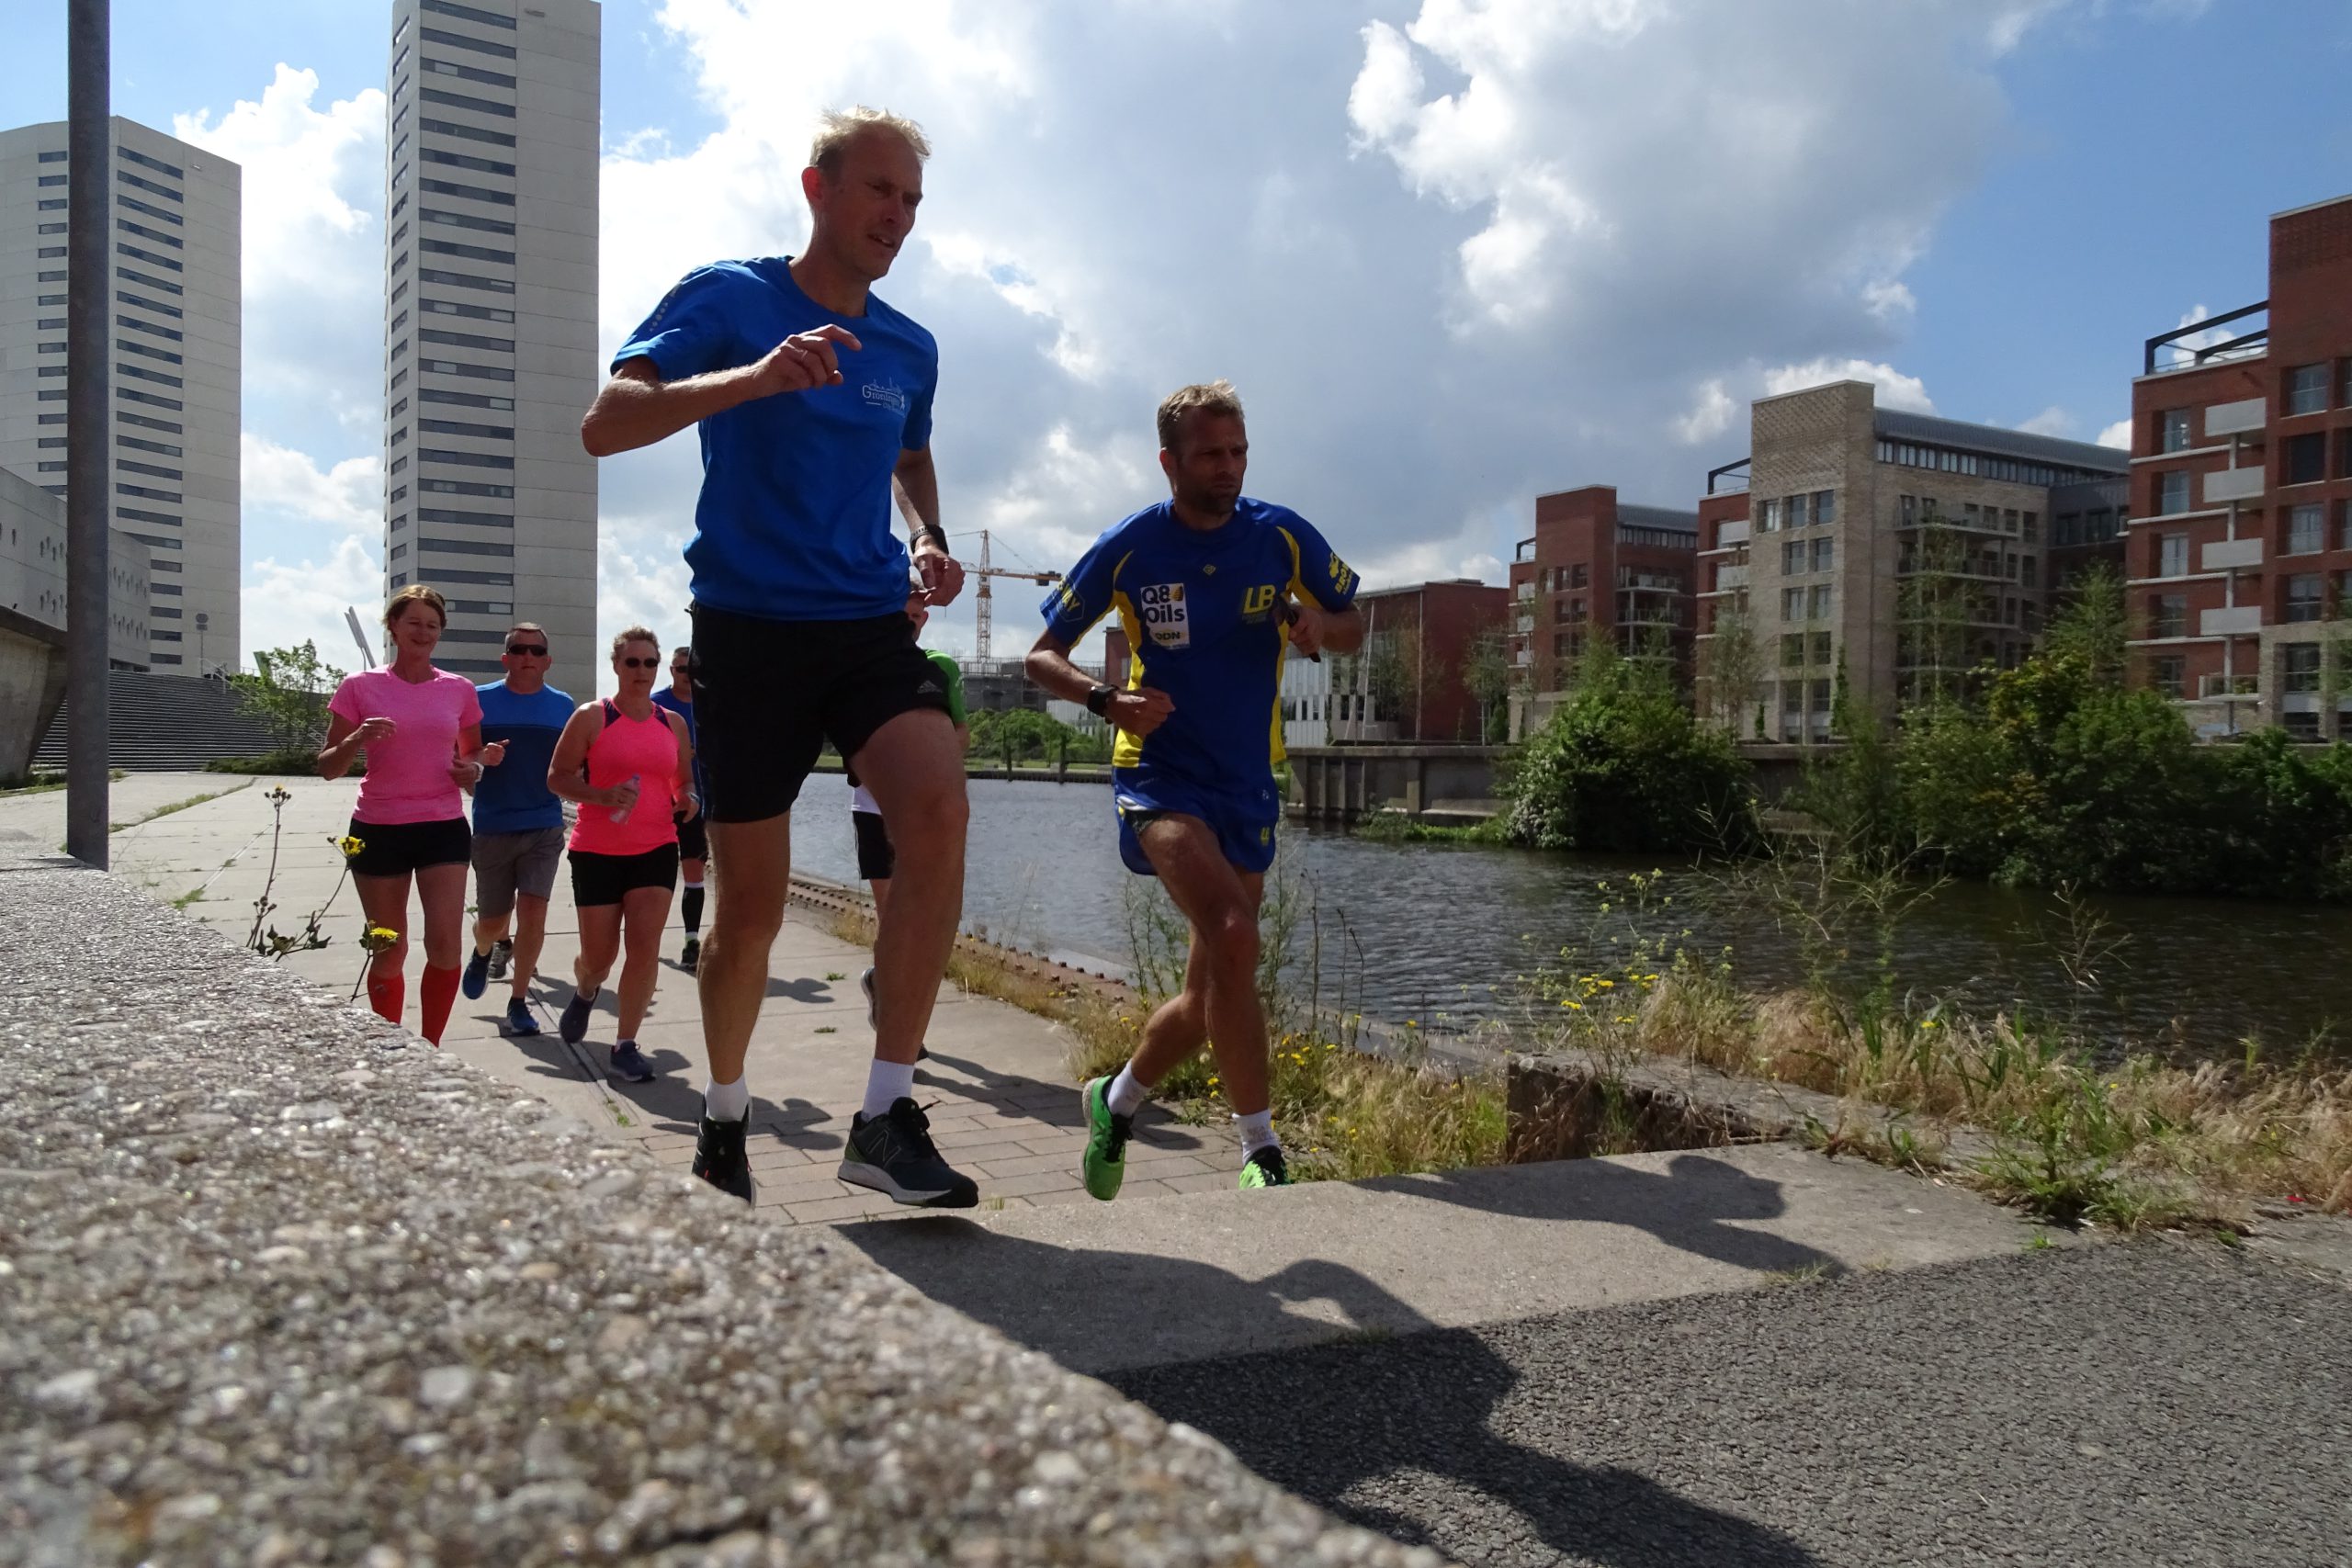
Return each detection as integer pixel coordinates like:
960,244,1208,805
791,777,2352,1058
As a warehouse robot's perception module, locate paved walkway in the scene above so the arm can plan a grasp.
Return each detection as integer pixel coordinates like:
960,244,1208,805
10,773,1217,1222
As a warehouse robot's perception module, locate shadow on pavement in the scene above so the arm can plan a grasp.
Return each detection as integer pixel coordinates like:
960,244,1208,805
843,1224,1818,1567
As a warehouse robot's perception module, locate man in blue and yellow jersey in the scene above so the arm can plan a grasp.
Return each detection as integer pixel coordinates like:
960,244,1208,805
1026,380,1363,1194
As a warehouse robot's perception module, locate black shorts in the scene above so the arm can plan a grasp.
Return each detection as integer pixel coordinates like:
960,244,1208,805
690,604,953,823
569,844,680,907
673,809,708,863
853,807,895,881
346,816,471,878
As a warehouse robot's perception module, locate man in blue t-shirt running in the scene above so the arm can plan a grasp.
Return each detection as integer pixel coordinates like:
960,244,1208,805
581,107,976,1211
460,622,574,1038
1026,380,1364,1196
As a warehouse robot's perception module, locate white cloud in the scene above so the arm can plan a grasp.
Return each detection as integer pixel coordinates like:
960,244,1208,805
1762,357,1936,412
597,535,696,668
2015,406,2074,437
2097,418,2133,449
242,434,379,534
243,536,381,668
1674,378,1739,445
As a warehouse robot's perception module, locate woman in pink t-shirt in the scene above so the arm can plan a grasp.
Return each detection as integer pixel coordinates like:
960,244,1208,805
319,584,494,1045
547,626,698,1085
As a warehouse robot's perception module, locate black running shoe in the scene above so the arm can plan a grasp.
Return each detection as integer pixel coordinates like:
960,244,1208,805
487,938,513,982
838,1098,978,1208
460,947,491,1001
1238,1145,1292,1190
692,1114,752,1202
681,935,700,975
559,989,594,1045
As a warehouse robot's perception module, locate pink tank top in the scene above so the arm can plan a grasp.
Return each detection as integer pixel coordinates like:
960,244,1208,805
570,701,683,857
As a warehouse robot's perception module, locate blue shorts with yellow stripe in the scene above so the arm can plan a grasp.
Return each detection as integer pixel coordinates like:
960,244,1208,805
1112,766,1281,876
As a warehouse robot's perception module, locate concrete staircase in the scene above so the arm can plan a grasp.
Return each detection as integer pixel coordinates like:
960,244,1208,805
34,669,282,772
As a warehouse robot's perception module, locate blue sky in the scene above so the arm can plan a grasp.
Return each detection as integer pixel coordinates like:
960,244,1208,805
3,0,2348,671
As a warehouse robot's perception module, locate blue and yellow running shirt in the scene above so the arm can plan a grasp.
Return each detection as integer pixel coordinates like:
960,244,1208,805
1041,498,1357,786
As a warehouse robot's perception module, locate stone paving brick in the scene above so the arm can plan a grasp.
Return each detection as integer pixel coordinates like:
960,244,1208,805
980,1170,1100,1201
786,1191,903,1224
972,1150,1081,1179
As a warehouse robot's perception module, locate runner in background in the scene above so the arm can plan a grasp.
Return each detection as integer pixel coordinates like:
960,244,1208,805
460,622,572,1037
650,644,708,974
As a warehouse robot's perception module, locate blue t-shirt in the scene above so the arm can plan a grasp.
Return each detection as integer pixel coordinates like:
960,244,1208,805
1041,499,1358,789
650,686,706,800
472,679,573,835
612,256,936,622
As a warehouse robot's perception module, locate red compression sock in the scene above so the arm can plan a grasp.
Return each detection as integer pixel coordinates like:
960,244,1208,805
367,970,406,1026
420,964,461,1046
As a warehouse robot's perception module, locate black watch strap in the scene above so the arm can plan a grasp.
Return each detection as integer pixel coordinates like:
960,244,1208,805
1087,683,1115,716
918,523,951,553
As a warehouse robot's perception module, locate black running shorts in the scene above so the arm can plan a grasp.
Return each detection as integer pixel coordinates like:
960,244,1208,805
689,604,954,823
852,807,895,882
569,843,680,908
345,816,471,878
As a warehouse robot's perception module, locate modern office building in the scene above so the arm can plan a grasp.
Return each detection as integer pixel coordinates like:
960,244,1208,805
381,0,599,695
2126,191,2352,739
1692,383,2128,739
1506,486,1698,735
0,118,239,673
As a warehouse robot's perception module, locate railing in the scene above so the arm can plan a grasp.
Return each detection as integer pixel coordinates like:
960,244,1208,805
2199,673,2259,700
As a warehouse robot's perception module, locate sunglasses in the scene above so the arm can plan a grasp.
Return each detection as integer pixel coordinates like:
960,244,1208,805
619,656,661,670
505,643,547,657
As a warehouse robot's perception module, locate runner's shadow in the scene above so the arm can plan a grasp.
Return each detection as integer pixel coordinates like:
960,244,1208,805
839,1225,1817,1567
606,1068,841,1153
1370,1153,1845,1279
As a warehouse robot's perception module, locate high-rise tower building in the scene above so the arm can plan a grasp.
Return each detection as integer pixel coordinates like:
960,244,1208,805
381,0,599,696
0,118,240,674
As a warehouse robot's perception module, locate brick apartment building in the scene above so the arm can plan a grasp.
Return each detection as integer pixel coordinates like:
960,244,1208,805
1507,485,1698,731
1692,382,2127,739
1283,579,1509,745
2127,191,2352,739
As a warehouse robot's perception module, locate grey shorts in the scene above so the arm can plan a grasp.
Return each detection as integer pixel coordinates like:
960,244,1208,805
471,825,567,919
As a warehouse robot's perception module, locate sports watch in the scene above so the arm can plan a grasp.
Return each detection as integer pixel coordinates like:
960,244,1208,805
1086,683,1116,716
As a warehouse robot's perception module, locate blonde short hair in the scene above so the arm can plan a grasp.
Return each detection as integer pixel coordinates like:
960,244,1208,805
1157,380,1245,455
384,582,447,630
810,107,931,176
610,625,660,658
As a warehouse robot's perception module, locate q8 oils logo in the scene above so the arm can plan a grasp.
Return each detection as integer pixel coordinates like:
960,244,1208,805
1136,581,1191,649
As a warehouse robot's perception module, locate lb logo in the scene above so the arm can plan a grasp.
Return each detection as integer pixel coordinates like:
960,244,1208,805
1241,583,1279,622
1137,581,1191,649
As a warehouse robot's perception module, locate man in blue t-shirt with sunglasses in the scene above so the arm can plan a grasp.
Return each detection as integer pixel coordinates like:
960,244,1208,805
581,107,975,1213
1025,379,1363,1198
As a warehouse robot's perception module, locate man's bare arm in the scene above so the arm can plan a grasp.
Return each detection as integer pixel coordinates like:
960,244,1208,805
1026,627,1171,738
895,446,965,606
579,322,864,457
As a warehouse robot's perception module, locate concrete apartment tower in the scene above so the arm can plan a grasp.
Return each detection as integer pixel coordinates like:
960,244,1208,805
381,0,599,698
0,118,239,674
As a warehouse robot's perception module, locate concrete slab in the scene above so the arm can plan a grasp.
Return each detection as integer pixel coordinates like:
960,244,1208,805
835,1143,2045,1374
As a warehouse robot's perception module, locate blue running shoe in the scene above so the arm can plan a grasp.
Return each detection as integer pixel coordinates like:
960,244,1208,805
559,989,594,1045
460,947,491,1001
609,1040,655,1083
502,997,540,1038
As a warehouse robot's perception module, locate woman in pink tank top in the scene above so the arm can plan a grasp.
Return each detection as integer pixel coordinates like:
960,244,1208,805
546,626,698,1085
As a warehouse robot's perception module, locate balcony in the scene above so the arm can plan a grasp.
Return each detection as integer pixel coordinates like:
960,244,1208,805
2200,605,2262,636
1515,615,1534,635
2203,467,2266,505
2204,398,2266,438
1513,648,1532,666
2198,673,2260,701
1715,520,1750,547
1710,565,1748,592
2202,537,2263,571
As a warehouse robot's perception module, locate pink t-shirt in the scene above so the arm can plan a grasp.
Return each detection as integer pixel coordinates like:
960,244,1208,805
328,668,484,826
570,702,685,858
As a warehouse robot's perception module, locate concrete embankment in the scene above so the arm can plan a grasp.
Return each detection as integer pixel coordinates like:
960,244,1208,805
0,827,1438,1567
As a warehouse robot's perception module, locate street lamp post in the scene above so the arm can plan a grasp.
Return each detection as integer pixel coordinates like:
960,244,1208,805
196,611,209,678
65,0,111,867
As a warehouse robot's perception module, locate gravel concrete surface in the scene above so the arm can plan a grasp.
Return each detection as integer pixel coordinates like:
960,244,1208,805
1113,1240,2352,1568
0,834,1442,1568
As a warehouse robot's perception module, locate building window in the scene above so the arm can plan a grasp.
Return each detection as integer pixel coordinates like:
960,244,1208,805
2158,533,2188,577
2151,655,2186,698
2287,573,2324,623
1782,539,1804,575
2156,471,2190,514
2283,644,2323,694
1810,536,1834,572
1810,631,1832,666
2020,557,2038,589
2150,594,2187,639
1758,498,1781,534
1780,633,1804,669
2288,503,2325,556
1781,587,1804,621
2286,433,2325,486
1807,583,1831,620
2286,364,2329,417
1569,563,1588,589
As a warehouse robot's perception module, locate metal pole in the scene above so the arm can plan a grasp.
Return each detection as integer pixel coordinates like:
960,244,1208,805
65,0,111,867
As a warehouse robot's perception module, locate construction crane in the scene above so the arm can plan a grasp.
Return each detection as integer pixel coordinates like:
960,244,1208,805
966,528,1059,660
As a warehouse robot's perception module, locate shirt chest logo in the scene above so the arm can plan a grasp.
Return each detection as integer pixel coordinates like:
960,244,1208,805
1240,583,1281,623
861,378,909,414
1136,581,1191,649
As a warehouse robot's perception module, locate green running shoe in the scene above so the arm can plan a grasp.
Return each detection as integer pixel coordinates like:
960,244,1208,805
1238,1145,1291,1190
1080,1075,1133,1201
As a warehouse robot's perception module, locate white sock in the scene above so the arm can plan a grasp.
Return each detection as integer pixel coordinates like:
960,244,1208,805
574,985,597,1006
1106,1063,1150,1117
1236,1109,1279,1157
862,1058,917,1121
703,1075,749,1122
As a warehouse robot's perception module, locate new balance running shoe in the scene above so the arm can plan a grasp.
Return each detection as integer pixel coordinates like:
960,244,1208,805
1238,1145,1292,1190
609,1040,655,1083
839,1098,978,1208
680,935,700,975
558,989,594,1045
460,947,491,1001
502,997,540,1038
692,1114,752,1202
486,938,513,981
1080,1075,1133,1201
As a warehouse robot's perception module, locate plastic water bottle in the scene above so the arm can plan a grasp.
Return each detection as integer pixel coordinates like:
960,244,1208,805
610,773,642,825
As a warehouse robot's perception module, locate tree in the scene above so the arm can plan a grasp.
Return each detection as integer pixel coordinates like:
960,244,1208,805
1698,600,1764,734
236,641,345,757
1461,626,1513,743
2041,562,2128,687
1894,507,1983,711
